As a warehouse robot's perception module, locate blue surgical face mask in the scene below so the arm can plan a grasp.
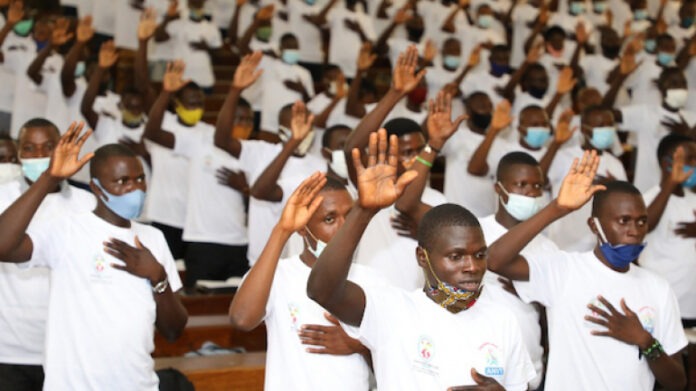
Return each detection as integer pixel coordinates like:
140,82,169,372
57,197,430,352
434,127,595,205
497,182,545,221
589,126,616,150
523,126,551,148
20,157,50,182
657,51,675,66
593,1,607,13
570,1,586,14
282,49,300,65
634,9,648,20
304,227,327,258
75,61,86,78
93,178,146,220
477,14,493,29
593,217,646,269
644,39,657,53
443,55,461,69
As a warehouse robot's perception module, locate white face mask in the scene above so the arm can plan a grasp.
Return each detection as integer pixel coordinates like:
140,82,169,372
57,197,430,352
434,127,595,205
327,148,349,179
304,227,327,258
279,126,316,156
497,182,545,221
0,163,21,184
665,88,688,109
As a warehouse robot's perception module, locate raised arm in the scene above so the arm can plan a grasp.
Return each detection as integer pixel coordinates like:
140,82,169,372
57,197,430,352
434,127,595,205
303,0,340,29
307,129,418,326
647,147,692,232
27,17,73,86
0,0,24,59
154,0,179,42
143,60,190,149
499,44,542,101
345,42,376,118
230,173,326,330
238,5,274,55
61,15,93,98
313,72,347,128
569,22,588,77
228,0,247,47
80,40,119,130
374,7,411,55
523,6,549,53
602,42,640,108
539,108,575,177
0,123,93,263
545,66,576,118
449,44,481,90
487,151,605,280
344,45,426,184
214,51,263,158
135,7,158,111
396,91,466,223
250,101,314,202
467,100,512,176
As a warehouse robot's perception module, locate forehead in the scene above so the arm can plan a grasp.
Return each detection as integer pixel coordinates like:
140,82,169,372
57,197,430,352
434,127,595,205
519,107,547,122
96,155,144,179
398,132,426,149
598,192,646,217
314,189,353,214
429,225,486,253
0,140,16,154
583,110,614,125
468,95,493,110
578,88,602,104
500,163,543,182
19,126,59,145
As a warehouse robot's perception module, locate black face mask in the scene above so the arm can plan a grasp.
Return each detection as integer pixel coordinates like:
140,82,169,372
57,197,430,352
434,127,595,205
407,28,424,42
471,112,492,130
602,45,621,59
528,86,547,99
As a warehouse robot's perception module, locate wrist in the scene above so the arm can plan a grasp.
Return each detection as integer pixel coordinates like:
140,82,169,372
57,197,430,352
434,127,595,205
149,264,167,286
272,224,295,239
637,332,654,350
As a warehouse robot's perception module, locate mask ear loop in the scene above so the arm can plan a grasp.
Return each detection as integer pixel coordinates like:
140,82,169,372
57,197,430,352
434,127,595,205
593,217,610,244
422,248,477,308
303,226,320,252
422,248,445,288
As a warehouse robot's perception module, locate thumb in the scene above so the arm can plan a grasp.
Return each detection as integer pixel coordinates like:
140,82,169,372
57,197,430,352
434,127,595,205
470,368,485,385
453,114,468,129
324,312,340,325
134,236,144,250
395,170,419,194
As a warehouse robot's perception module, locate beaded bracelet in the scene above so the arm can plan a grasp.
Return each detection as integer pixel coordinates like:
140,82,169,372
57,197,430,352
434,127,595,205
416,156,433,168
640,339,664,361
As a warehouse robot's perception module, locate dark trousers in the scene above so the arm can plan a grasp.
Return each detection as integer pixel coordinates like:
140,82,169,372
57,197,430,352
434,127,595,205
151,222,188,260
184,242,249,287
0,363,44,391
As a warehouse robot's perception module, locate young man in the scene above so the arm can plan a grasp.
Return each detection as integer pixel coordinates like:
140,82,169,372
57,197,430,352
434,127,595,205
0,119,95,391
229,173,374,390
486,152,688,390
307,128,535,389
641,134,696,326
0,123,187,390
0,136,20,184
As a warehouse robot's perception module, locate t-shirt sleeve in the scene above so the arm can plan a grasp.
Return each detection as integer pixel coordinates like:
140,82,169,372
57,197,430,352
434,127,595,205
358,283,400,350
517,250,569,307
502,315,537,391
150,227,183,292
25,217,64,269
205,24,223,48
656,283,688,355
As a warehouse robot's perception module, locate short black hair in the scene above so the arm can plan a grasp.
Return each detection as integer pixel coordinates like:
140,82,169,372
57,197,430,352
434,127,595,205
490,44,510,56
465,91,491,106
657,133,694,161
18,118,60,141
90,143,138,178
280,33,298,44
581,105,613,126
591,181,643,216
544,25,566,41
383,117,423,138
417,204,481,250
121,86,143,98
496,151,540,180
656,33,675,47
321,175,348,192
519,104,545,117
237,97,251,109
521,63,546,84
657,66,685,89
322,124,351,148
175,81,202,99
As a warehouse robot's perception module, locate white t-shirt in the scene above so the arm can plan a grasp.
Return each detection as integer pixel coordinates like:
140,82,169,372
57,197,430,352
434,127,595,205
26,212,182,390
239,140,325,263
114,1,143,50
306,93,353,130
0,181,95,365
327,7,377,78
259,57,315,132
620,105,696,192
355,187,447,290
461,69,510,105
510,4,541,68
479,214,559,389
359,284,536,390
165,15,223,88
425,60,463,100
521,250,687,390
624,58,664,106
144,112,210,228
259,255,374,390
641,186,696,318
383,99,428,126
418,1,469,49
546,145,627,251
173,131,248,246
92,0,117,35
387,37,425,69
580,54,617,96
287,0,325,63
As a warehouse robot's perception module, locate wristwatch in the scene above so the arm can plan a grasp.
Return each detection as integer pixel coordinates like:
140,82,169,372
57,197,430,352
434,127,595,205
423,143,441,154
152,278,169,294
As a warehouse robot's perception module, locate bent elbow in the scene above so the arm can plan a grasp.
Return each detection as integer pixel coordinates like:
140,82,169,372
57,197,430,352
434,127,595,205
228,312,258,332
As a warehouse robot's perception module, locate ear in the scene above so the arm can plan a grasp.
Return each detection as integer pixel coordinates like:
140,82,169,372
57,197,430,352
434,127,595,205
415,246,427,268
89,179,108,202
493,182,506,202
297,226,308,239
587,216,598,235
321,147,332,161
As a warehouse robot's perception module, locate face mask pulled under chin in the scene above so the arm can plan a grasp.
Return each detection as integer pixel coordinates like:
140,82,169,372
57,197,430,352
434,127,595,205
497,182,545,221
0,163,22,184
421,248,481,313
304,227,327,258
327,148,349,179
592,217,646,269
279,125,315,156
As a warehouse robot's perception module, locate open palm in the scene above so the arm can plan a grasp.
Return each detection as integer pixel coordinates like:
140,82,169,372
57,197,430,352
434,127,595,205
49,122,94,179
279,172,326,232
163,60,189,92
138,8,158,41
233,51,263,90
352,129,418,210
557,150,606,211
76,15,94,43
427,91,467,148
392,45,426,94
99,40,119,68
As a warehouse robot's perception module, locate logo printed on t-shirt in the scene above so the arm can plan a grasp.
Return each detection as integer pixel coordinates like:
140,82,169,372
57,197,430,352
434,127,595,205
638,306,656,334
288,303,300,331
479,342,504,378
412,335,439,376
90,254,112,283
418,336,434,361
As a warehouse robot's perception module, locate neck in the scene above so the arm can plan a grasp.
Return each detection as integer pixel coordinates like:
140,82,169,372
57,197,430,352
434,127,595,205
495,207,519,229
299,248,317,268
326,165,348,185
593,245,631,273
662,101,679,112
467,121,486,135
93,204,131,228
581,140,603,154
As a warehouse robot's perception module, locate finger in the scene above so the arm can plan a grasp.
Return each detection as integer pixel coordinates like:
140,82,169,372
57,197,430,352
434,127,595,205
306,195,324,217
103,247,126,261
367,132,378,167
590,330,612,337
453,114,468,129
597,295,618,315
584,315,609,327
110,263,128,272
305,347,331,354
395,170,419,195
377,129,388,165
77,152,95,167
76,127,93,147
299,325,330,334
387,133,399,168
586,304,611,320
620,298,635,316
352,148,365,176
134,236,144,250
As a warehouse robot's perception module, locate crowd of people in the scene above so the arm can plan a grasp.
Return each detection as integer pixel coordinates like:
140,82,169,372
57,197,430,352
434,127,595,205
0,0,694,389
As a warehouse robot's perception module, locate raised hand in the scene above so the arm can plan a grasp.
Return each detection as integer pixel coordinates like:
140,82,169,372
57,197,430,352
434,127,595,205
7,0,24,26
467,44,482,67
423,39,437,63
393,6,412,24
619,48,640,76
357,42,377,72
278,172,326,233
661,116,694,137
48,122,94,180
426,91,467,150
675,211,696,238
104,236,167,285
392,45,427,95
585,296,653,348
256,4,275,21
489,99,512,133
334,72,347,99
76,15,95,43
554,108,576,145
298,312,367,355
575,21,588,44
51,17,74,47
138,7,158,41
166,0,180,21
447,368,505,390
290,100,314,141
163,60,190,93
665,146,694,186
352,129,418,210
390,210,418,238
556,67,577,95
233,51,263,90
556,150,606,211
216,167,250,195
99,40,119,69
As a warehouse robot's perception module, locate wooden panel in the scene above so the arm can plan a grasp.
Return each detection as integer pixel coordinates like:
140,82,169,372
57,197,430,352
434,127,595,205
155,352,265,391
180,294,234,316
